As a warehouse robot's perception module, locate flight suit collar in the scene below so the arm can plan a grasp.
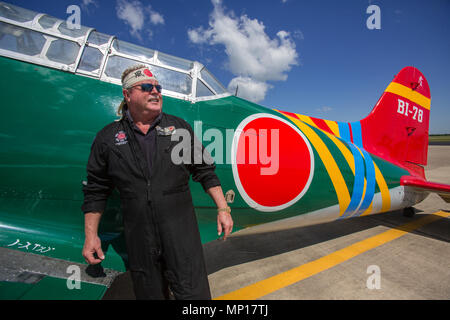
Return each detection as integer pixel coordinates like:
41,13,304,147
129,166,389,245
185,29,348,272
125,107,162,136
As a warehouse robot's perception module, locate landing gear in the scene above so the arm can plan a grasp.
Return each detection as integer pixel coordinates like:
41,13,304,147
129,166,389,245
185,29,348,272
403,207,415,217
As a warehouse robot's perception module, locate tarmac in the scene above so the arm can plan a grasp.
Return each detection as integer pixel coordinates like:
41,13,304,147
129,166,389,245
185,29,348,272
104,145,450,300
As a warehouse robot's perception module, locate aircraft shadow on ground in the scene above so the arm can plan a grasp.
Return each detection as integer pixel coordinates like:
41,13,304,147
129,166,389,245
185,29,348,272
203,208,450,275
102,208,449,299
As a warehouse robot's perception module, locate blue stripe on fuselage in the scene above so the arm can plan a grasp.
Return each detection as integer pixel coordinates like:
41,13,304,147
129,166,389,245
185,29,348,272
353,149,376,216
340,121,376,218
350,122,363,148
339,143,365,219
338,122,351,142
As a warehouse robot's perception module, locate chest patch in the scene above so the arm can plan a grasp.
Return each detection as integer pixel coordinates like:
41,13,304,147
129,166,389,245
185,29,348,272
115,130,128,145
156,125,176,136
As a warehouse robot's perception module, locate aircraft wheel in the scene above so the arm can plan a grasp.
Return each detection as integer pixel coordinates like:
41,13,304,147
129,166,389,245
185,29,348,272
403,207,415,217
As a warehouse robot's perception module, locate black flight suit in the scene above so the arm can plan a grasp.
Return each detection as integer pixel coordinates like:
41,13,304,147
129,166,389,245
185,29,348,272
81,110,220,299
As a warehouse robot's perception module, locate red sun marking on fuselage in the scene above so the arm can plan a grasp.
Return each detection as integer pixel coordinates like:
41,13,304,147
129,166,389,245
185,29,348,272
232,114,314,211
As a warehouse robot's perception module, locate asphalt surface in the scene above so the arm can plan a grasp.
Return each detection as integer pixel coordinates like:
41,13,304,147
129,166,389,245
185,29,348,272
104,146,450,300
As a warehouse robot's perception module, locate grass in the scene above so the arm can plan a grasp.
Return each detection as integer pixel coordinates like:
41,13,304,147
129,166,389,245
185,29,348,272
429,134,450,144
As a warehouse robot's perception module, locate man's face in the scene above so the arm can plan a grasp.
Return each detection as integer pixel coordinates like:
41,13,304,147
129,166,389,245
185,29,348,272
124,79,162,116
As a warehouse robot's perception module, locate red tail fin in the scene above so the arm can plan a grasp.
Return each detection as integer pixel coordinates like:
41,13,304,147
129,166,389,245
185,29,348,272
361,67,431,177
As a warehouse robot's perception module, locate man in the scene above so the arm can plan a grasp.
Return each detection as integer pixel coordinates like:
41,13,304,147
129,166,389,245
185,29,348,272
81,64,233,299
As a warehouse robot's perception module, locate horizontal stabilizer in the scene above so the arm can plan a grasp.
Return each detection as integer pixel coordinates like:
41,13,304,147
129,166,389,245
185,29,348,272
401,176,450,203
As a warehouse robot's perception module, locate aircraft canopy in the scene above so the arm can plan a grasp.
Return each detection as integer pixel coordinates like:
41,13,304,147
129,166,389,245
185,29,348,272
0,1,230,102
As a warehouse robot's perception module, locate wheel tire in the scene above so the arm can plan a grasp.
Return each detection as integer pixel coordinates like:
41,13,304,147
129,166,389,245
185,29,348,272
403,207,415,217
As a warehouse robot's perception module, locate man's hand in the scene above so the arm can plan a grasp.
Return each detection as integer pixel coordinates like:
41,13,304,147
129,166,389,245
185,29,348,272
82,235,105,265
83,212,105,264
217,210,233,240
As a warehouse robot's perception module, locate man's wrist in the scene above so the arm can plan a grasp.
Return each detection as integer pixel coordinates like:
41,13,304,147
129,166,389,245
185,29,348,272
217,206,231,214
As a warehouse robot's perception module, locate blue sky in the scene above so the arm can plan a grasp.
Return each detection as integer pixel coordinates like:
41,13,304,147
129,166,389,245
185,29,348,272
6,0,450,133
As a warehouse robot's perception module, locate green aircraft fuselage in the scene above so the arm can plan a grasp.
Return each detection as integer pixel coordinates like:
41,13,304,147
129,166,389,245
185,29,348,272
0,1,439,301
0,56,409,274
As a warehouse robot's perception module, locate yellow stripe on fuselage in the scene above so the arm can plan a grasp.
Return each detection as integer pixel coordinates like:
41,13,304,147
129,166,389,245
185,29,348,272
276,110,391,217
385,82,431,110
293,115,352,172
277,111,351,215
373,162,391,213
296,114,317,128
298,114,340,138
296,115,354,173
323,119,340,137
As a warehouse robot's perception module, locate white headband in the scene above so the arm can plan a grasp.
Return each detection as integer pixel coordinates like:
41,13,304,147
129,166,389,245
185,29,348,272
122,67,157,89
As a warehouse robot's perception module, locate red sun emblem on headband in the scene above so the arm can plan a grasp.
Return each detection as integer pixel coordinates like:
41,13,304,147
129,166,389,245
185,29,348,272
232,114,314,212
143,69,153,77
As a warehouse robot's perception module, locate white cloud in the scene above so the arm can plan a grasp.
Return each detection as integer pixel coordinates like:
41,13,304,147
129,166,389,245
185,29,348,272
228,77,271,103
116,0,145,39
188,0,299,103
81,0,99,13
316,106,333,113
115,0,164,40
150,11,165,25
82,0,97,7
187,26,211,44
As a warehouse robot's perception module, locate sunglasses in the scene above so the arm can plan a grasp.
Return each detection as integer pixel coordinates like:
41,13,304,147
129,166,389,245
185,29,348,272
131,83,162,93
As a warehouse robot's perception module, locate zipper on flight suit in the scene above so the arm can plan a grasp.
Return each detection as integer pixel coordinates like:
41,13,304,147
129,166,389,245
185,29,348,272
121,117,162,254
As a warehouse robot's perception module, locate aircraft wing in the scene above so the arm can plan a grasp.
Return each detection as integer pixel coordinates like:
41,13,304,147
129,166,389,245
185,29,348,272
401,176,450,203
0,247,120,299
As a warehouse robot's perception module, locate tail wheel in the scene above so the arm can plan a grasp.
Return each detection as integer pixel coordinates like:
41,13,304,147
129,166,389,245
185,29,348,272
403,207,415,217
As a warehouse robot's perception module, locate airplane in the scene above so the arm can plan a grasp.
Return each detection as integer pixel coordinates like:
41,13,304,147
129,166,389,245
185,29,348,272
0,1,449,299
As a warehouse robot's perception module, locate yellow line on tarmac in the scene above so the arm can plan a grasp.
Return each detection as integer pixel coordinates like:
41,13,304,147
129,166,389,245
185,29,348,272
215,211,450,300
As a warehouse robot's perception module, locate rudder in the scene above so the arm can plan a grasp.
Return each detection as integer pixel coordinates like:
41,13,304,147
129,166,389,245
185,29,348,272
360,66,431,177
